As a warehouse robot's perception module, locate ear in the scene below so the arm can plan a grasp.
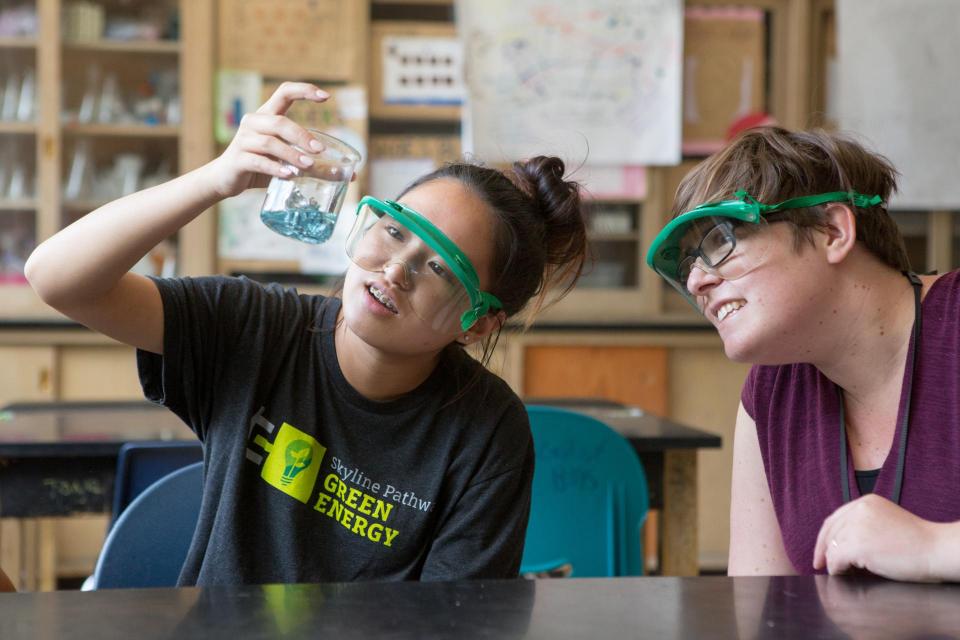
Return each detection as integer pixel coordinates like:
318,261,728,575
820,203,858,265
459,310,506,345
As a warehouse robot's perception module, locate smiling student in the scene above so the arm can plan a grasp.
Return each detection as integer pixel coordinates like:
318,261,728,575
25,82,588,585
647,126,960,582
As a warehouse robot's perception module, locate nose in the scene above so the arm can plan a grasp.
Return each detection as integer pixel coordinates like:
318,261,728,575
685,261,723,297
383,261,410,289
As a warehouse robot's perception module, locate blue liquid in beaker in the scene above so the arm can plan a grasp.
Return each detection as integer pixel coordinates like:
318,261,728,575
260,205,338,244
260,183,343,244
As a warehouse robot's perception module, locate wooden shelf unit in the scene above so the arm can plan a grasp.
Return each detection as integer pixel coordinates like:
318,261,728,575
0,0,215,319
61,38,181,54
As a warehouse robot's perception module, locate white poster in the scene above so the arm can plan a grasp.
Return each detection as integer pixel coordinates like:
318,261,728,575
456,0,683,165
836,0,960,209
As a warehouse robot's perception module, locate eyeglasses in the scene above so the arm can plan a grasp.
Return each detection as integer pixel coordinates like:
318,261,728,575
646,189,883,308
676,221,741,285
345,196,503,333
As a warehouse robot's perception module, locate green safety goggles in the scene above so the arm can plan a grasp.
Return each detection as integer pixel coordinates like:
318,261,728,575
645,189,883,306
346,196,503,333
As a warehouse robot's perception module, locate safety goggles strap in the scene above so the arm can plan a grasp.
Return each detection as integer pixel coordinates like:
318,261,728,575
742,189,884,213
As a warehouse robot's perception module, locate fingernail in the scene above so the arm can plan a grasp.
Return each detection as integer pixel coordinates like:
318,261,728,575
309,139,324,152
315,89,329,99
281,165,294,176
299,155,314,166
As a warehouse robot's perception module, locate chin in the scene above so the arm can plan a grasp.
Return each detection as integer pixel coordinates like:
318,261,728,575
720,333,769,364
343,307,450,356
724,339,801,367
723,343,755,364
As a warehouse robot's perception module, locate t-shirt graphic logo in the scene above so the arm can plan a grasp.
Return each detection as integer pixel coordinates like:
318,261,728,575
280,439,313,486
260,422,326,503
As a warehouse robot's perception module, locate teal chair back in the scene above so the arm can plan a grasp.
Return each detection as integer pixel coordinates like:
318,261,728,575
521,405,649,577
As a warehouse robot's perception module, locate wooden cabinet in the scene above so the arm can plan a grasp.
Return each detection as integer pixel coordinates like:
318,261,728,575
523,346,668,417
0,0,214,321
0,346,55,405
0,333,142,402
0,333,141,592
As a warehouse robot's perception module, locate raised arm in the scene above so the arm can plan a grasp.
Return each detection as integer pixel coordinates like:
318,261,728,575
728,401,796,576
25,82,329,354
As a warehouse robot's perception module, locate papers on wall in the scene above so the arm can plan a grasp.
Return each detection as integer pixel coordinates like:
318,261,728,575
456,0,683,166
218,189,355,275
215,70,262,145
579,165,647,200
369,157,437,201
218,190,301,261
836,0,960,209
381,36,464,106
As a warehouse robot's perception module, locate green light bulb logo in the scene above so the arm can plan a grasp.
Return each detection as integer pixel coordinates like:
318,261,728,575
281,439,314,486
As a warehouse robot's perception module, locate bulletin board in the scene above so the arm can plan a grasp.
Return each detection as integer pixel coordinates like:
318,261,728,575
681,7,766,156
370,21,462,121
456,0,683,165
218,0,365,82
836,0,960,209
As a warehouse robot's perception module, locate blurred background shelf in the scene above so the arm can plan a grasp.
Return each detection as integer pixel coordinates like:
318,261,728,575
61,123,180,137
0,122,37,133
62,39,180,54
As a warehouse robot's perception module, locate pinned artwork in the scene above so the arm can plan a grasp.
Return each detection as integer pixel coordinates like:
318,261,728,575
457,0,683,165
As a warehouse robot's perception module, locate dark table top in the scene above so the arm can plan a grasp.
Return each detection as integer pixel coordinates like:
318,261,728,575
0,575,955,639
0,400,720,457
569,406,722,451
0,401,193,457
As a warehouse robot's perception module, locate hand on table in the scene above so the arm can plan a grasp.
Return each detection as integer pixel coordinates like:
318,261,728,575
813,494,953,582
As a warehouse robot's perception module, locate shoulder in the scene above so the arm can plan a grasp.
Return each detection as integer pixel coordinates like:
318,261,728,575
922,269,960,303
742,362,827,424
444,349,525,407
439,350,531,440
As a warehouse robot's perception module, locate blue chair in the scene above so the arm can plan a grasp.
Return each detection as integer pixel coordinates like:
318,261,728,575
110,441,203,530
90,461,203,589
521,405,649,577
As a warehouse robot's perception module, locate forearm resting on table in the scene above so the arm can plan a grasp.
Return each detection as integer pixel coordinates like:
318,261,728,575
25,162,223,308
930,520,960,581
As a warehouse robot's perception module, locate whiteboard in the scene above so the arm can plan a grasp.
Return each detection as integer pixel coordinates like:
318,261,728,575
456,0,683,165
836,0,960,209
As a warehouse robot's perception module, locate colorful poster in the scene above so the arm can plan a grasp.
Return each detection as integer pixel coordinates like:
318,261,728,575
457,0,683,165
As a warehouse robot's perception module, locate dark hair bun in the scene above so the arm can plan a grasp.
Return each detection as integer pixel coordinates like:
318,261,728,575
509,156,588,306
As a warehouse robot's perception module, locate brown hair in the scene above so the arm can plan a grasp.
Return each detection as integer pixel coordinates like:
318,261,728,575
673,126,910,271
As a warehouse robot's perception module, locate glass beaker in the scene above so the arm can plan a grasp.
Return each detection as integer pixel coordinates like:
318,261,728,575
259,129,361,244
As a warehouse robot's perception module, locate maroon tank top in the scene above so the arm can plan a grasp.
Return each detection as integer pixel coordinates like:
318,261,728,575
742,270,960,573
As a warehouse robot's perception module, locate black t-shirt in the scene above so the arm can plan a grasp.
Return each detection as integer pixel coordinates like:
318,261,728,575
137,275,533,586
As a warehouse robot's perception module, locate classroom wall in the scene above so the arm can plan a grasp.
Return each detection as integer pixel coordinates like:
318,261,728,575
669,347,751,569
